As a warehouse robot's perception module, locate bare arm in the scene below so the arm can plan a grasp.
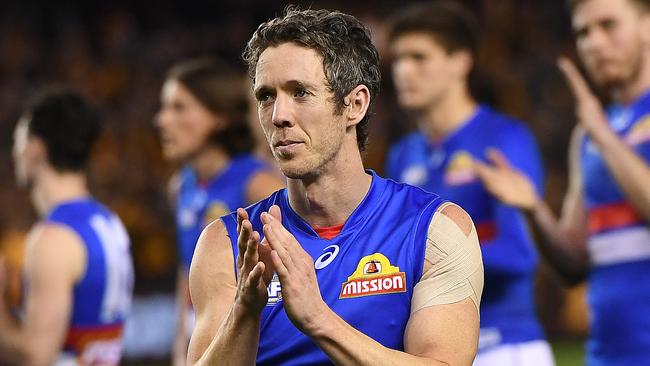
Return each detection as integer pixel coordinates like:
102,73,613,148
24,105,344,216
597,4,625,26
473,130,589,284
173,269,189,366
528,127,589,283
187,210,273,366
0,224,84,366
261,204,481,365
169,173,190,366
559,58,650,221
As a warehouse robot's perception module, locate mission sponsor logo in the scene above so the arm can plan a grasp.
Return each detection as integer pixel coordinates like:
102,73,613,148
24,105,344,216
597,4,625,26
339,253,406,299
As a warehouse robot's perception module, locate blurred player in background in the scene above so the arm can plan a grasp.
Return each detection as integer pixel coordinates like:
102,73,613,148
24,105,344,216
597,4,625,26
187,8,483,365
155,58,284,365
0,87,134,365
473,0,650,364
385,2,553,365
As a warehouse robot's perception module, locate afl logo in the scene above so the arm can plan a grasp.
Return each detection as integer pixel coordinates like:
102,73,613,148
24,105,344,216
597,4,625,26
314,245,340,270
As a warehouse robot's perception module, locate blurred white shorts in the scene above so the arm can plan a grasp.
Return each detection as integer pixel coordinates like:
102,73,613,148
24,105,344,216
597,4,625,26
474,340,555,366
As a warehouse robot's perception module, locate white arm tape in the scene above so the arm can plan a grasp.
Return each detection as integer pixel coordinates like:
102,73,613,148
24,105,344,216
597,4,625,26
411,202,484,315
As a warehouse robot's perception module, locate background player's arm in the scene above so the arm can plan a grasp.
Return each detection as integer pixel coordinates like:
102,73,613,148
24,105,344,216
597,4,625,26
187,215,269,366
0,224,84,366
245,170,285,204
168,173,190,366
474,127,589,284
559,58,650,221
261,204,482,366
173,268,190,366
476,125,544,276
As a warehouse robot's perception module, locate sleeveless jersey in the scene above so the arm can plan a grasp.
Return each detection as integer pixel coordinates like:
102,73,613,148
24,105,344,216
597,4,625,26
222,171,443,365
386,105,546,350
176,154,267,271
581,91,650,365
43,198,134,365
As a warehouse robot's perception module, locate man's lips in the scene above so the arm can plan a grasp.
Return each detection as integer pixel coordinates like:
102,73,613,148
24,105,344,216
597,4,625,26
273,139,303,154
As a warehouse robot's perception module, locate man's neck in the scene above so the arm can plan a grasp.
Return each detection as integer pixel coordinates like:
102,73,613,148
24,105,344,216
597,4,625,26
189,146,230,183
286,141,372,228
31,169,90,217
419,85,477,142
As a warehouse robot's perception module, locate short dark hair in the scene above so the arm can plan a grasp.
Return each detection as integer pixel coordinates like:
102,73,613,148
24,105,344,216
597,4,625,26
567,0,650,13
388,1,479,59
23,87,101,172
242,7,381,153
167,58,254,155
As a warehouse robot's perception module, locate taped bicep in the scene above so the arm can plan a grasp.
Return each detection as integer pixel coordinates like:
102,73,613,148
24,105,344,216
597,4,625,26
411,202,484,315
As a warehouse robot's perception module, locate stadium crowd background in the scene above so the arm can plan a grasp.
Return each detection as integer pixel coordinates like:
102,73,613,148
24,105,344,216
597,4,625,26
0,0,589,363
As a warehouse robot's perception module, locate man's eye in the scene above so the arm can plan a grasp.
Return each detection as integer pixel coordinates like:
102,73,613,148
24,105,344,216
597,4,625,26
296,89,308,98
258,94,272,103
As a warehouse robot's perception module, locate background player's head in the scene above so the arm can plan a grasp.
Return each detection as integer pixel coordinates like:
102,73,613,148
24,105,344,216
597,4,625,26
242,8,380,179
12,87,100,188
569,0,650,89
156,58,253,163
388,1,479,111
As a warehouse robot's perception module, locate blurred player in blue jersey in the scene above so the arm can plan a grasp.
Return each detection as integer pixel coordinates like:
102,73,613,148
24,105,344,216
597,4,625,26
473,0,650,364
385,2,553,365
187,8,484,366
155,58,284,365
0,88,134,365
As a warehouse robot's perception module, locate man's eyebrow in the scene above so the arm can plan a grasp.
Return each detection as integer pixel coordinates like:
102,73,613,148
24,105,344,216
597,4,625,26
288,79,319,90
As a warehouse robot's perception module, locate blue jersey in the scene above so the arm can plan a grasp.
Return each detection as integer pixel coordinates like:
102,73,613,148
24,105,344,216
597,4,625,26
175,154,267,271
222,171,443,365
581,91,650,365
386,106,545,350
43,198,134,365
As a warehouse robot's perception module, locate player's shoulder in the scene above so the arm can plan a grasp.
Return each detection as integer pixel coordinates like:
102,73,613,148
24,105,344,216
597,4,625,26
25,222,86,280
435,202,473,237
479,107,536,144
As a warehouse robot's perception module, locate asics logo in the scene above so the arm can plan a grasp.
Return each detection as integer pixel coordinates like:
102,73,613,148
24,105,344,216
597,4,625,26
314,245,340,270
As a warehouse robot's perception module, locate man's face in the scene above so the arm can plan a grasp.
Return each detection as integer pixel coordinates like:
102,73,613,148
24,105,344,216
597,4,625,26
254,42,346,179
391,32,464,110
573,0,650,88
155,79,219,162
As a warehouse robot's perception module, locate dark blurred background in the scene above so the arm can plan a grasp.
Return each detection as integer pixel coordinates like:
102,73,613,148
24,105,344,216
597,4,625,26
0,0,588,364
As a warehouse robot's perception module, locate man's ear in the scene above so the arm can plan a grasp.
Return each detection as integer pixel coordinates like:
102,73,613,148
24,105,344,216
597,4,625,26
26,135,48,172
449,49,473,81
343,85,371,128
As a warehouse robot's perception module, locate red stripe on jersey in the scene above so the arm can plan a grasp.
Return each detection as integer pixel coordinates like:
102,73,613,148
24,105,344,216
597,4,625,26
64,323,124,353
313,224,344,240
475,221,496,243
589,201,644,234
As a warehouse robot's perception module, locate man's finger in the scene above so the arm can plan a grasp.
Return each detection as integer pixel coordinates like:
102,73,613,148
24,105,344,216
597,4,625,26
472,158,497,181
241,230,260,272
486,148,512,169
269,205,282,222
237,220,253,266
270,250,289,281
247,261,265,289
263,222,293,269
236,208,249,233
558,56,594,102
